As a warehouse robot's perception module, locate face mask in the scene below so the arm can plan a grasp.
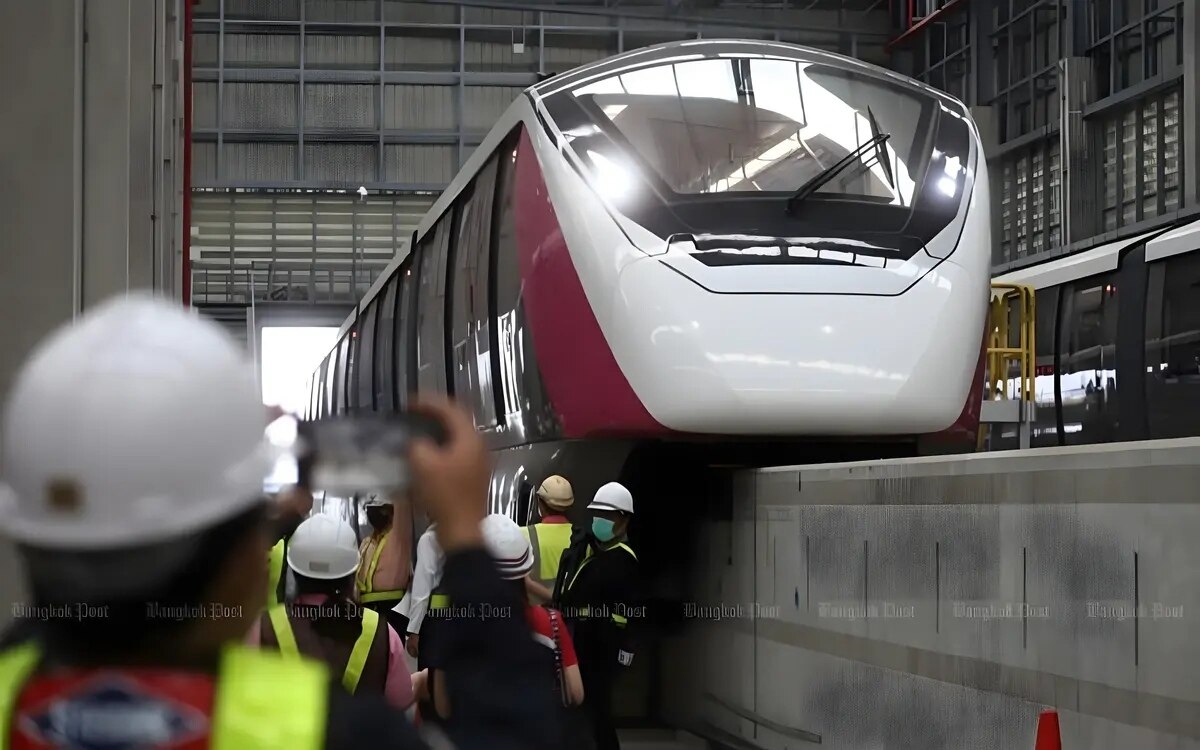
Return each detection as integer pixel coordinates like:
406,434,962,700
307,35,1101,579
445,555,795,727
591,517,616,543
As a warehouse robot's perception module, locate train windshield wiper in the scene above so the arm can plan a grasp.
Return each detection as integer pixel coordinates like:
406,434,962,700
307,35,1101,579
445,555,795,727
785,131,891,216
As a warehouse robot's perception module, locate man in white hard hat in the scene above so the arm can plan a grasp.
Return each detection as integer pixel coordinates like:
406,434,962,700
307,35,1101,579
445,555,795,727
521,475,575,604
557,482,641,750
248,514,414,710
0,294,554,750
357,492,412,635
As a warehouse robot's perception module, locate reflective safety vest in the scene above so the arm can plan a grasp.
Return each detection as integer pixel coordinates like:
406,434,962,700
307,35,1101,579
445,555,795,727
565,542,637,627
267,604,380,695
522,521,573,590
356,532,406,606
0,641,328,749
268,538,287,606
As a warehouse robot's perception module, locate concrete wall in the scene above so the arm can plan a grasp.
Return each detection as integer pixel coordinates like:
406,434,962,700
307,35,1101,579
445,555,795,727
0,0,183,629
666,440,1200,749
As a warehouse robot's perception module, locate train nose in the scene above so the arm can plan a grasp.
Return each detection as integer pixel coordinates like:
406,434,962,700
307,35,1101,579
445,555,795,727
611,255,988,436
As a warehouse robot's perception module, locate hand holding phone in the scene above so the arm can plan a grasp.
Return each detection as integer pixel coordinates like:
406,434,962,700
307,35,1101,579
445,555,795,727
406,395,490,552
296,412,447,496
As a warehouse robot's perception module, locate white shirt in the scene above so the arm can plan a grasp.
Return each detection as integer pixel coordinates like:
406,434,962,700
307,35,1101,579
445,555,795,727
395,524,443,635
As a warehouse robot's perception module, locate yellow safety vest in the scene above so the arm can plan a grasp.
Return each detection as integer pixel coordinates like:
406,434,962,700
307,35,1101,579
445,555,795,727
521,521,573,589
267,539,286,606
565,541,637,627
267,604,380,695
357,532,406,605
0,641,327,749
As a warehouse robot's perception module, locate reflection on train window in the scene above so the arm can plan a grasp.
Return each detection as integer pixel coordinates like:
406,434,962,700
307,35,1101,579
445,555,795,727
450,156,499,428
356,301,378,412
374,275,398,412
571,58,930,204
415,217,452,394
1146,252,1200,438
1059,274,1118,444
334,330,352,415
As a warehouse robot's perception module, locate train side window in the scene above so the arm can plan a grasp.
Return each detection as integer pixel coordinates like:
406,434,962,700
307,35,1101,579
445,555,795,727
1059,274,1119,445
397,258,416,406
416,215,452,394
334,332,352,415
1032,286,1060,447
1146,251,1200,438
324,349,337,418
450,155,500,428
357,301,378,413
374,274,399,412
494,127,558,439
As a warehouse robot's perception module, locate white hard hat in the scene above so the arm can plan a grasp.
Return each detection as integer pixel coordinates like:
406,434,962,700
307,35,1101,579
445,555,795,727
481,514,533,580
287,514,360,579
0,294,271,550
536,475,574,510
586,482,634,515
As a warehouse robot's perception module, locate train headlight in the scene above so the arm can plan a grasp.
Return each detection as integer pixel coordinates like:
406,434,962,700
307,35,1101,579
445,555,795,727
587,150,638,202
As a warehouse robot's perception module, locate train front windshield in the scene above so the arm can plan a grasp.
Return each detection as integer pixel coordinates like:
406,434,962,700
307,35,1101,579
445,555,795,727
544,51,972,252
569,57,931,203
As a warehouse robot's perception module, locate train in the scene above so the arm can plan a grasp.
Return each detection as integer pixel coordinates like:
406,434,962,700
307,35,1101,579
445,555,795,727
989,217,1200,449
303,39,994,524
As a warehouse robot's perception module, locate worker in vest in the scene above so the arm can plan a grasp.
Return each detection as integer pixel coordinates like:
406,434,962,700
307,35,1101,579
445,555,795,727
248,514,415,710
0,295,556,750
558,482,641,750
266,484,314,606
357,493,412,635
521,475,575,604
396,520,454,726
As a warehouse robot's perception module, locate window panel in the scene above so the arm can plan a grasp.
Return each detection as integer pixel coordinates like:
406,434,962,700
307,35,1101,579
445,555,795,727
449,156,499,428
1059,275,1119,445
415,216,452,394
1146,253,1200,438
356,301,378,412
334,331,352,415
323,352,336,417
374,274,398,412
396,261,416,405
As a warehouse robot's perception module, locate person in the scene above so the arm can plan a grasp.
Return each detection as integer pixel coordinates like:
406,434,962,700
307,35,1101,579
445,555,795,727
557,482,641,750
357,493,413,636
395,519,451,724
521,475,575,605
431,514,583,736
266,484,313,606
0,294,555,750
247,514,415,711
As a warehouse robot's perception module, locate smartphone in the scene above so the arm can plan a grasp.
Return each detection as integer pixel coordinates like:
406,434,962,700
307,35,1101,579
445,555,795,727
295,412,447,496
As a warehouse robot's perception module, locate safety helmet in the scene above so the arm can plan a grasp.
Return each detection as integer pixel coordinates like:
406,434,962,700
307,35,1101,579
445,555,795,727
536,475,574,510
0,294,271,550
481,514,533,580
586,482,634,515
286,514,360,579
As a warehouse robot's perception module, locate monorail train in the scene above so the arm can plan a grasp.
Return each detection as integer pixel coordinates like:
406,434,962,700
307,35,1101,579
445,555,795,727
988,218,1200,449
304,39,993,522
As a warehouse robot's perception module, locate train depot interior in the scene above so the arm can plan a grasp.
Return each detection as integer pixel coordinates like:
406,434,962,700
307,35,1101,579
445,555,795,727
2,1,1199,748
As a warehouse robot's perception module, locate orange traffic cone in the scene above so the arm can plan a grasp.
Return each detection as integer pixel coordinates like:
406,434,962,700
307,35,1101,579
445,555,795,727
1034,709,1061,750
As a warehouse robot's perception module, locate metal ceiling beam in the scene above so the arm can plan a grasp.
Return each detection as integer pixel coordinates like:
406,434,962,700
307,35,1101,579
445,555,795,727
420,0,890,37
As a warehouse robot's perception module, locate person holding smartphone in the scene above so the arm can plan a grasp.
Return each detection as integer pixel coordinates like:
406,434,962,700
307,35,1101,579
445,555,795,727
0,295,555,750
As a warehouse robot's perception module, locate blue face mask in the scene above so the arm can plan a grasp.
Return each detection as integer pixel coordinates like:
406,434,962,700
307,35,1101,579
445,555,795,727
591,517,617,542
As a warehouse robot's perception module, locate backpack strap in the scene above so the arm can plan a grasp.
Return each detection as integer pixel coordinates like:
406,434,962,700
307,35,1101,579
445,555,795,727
342,608,379,694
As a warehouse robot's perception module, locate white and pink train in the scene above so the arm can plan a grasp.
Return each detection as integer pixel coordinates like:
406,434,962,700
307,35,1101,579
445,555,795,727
306,39,992,520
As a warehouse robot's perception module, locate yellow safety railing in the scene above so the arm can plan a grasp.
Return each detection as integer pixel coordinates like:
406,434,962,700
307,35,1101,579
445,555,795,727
977,283,1036,451
986,282,1036,402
